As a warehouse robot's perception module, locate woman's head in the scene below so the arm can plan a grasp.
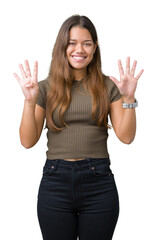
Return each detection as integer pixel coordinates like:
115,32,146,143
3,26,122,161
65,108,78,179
49,15,101,80
66,26,97,78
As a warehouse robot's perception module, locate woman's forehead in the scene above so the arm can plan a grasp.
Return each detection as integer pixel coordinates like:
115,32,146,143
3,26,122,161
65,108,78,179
69,26,92,41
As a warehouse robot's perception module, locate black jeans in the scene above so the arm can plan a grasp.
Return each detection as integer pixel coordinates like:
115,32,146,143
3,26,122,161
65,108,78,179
37,158,119,240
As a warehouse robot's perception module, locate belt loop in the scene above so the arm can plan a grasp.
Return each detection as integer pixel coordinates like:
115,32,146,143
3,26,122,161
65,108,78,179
87,159,95,174
109,158,111,165
52,160,58,171
87,159,92,168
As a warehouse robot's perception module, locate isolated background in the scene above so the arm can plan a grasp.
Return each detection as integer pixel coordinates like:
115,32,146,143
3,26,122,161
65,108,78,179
0,0,156,239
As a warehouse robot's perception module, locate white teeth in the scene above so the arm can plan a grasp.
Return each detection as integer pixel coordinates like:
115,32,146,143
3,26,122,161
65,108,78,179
72,56,85,60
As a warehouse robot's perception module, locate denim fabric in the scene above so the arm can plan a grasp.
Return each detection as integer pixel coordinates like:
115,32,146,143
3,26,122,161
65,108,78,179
37,158,119,240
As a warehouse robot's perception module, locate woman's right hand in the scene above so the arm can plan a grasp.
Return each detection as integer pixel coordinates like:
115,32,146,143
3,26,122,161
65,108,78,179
14,60,39,102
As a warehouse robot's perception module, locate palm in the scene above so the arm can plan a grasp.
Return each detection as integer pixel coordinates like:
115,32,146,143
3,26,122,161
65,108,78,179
20,75,38,100
118,73,137,97
14,60,39,101
110,57,144,99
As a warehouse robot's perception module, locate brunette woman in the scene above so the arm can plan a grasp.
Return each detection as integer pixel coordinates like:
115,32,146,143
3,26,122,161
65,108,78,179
14,15,144,240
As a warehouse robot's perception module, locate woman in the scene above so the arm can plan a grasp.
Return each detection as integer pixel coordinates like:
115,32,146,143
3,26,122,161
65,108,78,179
14,15,144,240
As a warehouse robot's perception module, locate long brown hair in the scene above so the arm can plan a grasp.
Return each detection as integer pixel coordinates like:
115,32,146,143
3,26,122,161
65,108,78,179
46,15,110,131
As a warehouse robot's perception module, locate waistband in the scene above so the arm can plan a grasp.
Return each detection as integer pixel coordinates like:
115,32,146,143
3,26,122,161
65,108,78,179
45,158,111,170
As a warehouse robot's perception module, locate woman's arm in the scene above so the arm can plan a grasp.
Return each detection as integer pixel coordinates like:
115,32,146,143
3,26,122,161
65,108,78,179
14,60,45,148
20,101,45,148
110,97,136,144
109,57,144,144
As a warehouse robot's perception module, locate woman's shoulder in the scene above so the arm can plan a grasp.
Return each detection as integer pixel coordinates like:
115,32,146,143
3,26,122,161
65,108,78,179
38,77,50,89
102,74,122,102
36,77,51,109
38,77,51,96
102,74,115,89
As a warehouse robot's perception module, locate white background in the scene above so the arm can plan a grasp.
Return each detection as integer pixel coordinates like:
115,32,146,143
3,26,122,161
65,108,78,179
0,0,156,239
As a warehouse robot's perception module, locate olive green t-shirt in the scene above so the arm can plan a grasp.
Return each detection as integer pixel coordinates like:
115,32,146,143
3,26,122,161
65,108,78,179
36,76,122,159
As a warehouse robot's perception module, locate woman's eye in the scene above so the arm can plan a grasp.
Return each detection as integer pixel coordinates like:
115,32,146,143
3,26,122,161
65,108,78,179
69,42,75,45
84,43,92,46
68,42,92,46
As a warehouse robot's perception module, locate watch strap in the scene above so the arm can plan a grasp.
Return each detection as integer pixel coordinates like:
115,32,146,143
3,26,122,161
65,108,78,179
122,99,138,109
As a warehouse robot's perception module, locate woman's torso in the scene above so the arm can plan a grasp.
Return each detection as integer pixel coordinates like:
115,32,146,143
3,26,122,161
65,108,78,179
36,77,121,161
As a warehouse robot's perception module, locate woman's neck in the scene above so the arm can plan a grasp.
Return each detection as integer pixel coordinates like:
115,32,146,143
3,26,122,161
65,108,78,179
73,68,87,81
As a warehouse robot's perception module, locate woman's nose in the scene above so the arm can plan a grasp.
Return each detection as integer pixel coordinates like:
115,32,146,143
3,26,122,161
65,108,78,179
75,43,84,53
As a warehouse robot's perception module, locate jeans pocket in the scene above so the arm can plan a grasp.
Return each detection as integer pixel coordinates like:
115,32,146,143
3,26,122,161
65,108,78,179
93,163,113,177
39,166,55,193
43,163,55,176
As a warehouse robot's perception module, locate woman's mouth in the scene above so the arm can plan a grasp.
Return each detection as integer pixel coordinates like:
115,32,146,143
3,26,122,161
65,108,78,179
71,55,87,62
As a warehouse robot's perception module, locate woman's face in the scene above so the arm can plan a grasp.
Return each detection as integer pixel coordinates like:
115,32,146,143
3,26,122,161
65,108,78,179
66,26,97,73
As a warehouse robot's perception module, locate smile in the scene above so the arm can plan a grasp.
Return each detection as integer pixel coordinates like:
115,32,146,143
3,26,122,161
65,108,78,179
71,55,87,61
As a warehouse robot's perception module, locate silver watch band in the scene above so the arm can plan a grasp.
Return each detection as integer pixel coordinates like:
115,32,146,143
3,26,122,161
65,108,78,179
122,99,138,109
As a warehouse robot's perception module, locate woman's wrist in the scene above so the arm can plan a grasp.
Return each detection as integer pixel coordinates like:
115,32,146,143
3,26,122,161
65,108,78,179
122,96,138,109
24,99,36,107
122,96,135,103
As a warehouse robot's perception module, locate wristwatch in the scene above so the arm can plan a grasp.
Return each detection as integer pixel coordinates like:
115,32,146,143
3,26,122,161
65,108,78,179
122,99,138,109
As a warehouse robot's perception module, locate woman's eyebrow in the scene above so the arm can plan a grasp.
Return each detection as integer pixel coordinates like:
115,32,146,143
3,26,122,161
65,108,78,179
84,40,92,42
69,39,92,42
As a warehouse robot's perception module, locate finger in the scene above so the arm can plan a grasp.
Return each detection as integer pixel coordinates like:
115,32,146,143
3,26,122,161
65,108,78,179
126,56,130,74
19,64,27,79
24,60,31,77
109,76,120,87
135,69,144,81
33,61,38,82
130,60,137,76
118,60,124,76
13,73,22,84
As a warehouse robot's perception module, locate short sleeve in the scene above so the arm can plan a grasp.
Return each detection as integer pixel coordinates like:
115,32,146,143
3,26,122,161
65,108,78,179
36,79,50,109
104,76,122,103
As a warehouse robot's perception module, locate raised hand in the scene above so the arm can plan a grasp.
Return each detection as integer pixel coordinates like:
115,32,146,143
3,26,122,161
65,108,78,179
14,60,39,102
109,57,144,101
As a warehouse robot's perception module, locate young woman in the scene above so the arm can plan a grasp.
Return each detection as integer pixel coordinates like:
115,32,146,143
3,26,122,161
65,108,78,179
14,15,144,240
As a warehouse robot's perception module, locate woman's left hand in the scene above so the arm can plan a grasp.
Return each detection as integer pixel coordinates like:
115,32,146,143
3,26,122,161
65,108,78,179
109,57,144,101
